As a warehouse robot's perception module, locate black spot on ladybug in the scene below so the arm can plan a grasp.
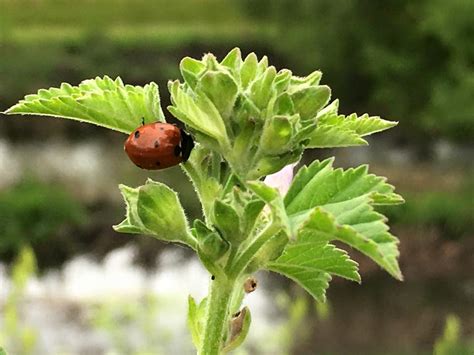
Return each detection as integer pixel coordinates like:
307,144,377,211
156,161,161,166
134,130,140,139
160,127,164,131
174,145,181,157
154,140,160,148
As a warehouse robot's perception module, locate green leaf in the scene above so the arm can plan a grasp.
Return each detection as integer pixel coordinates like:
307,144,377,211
197,71,239,119
113,185,146,234
220,47,242,74
240,53,259,88
180,57,206,89
308,101,398,148
229,182,290,276
320,112,398,137
187,296,200,349
137,180,195,246
5,76,164,134
212,200,241,244
187,296,207,349
284,159,403,280
249,66,276,110
260,115,293,154
291,85,331,121
274,69,292,93
168,80,230,147
247,181,290,235
114,179,196,249
242,199,265,236
289,70,323,90
267,208,360,301
193,220,229,260
274,93,295,115
285,159,403,213
308,125,368,148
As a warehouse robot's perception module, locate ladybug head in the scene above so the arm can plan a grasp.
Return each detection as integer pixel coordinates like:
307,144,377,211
180,129,195,162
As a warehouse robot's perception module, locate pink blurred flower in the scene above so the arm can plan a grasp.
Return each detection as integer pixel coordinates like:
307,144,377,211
263,163,297,196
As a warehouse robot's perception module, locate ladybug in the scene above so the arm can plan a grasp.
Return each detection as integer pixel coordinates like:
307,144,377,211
124,120,194,170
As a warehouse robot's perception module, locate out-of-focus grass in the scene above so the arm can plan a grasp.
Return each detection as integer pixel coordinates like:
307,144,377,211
0,0,274,45
0,178,87,260
1,0,245,26
0,246,38,355
380,176,474,240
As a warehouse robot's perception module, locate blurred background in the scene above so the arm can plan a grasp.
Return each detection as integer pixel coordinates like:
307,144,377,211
0,0,473,354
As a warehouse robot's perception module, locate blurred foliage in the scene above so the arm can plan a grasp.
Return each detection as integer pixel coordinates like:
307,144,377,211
1,0,472,144
0,178,87,263
241,0,474,143
0,246,38,354
0,0,272,104
434,314,474,355
90,293,191,354
382,178,474,239
259,292,312,355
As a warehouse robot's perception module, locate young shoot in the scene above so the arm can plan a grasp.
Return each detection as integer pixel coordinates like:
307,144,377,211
4,48,404,354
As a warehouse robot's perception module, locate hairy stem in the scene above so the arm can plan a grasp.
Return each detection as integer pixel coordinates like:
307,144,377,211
200,276,235,355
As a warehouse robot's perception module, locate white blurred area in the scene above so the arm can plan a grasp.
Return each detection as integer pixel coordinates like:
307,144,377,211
0,247,279,354
0,138,126,203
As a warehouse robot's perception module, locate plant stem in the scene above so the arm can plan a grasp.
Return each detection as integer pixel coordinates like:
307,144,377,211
200,276,235,355
229,222,279,278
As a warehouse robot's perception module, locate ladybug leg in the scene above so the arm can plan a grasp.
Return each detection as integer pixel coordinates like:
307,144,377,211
141,117,145,126
180,129,195,162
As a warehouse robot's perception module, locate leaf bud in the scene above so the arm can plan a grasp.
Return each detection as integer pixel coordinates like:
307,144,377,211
260,115,294,154
212,200,242,244
193,220,229,260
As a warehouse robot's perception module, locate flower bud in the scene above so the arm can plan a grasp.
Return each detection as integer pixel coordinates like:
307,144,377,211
291,85,331,121
193,220,229,260
212,200,242,244
260,115,294,154
240,53,258,88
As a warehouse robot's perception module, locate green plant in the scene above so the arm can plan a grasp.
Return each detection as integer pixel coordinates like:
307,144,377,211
381,179,474,239
3,48,403,354
241,0,474,143
90,294,173,354
0,178,87,261
434,314,474,355
0,246,38,355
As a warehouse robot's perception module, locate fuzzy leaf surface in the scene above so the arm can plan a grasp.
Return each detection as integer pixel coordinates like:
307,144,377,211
267,208,360,301
5,76,164,134
284,159,403,280
308,100,397,148
168,80,229,147
114,179,196,249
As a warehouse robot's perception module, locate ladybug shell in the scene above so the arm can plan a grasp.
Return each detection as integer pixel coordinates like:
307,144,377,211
124,122,183,170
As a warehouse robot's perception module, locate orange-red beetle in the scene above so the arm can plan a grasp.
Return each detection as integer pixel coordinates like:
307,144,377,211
124,122,194,170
